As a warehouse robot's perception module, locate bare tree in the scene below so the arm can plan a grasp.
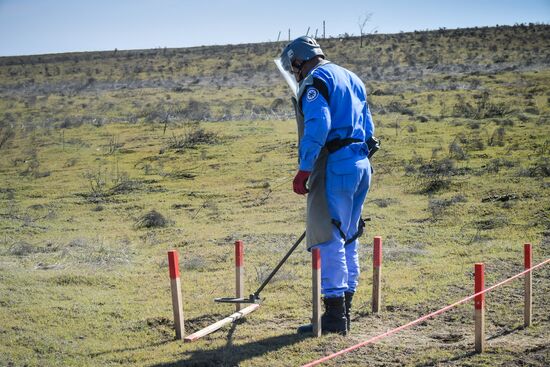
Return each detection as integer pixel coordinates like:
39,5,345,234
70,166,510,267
358,12,376,47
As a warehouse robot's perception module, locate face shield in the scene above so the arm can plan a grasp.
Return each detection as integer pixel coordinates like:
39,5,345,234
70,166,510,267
276,36,326,96
274,56,298,97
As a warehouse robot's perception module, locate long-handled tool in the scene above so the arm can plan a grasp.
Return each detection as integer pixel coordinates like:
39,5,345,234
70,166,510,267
214,231,306,304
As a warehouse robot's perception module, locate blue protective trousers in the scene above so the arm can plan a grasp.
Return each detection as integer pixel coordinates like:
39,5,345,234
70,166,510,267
313,151,371,298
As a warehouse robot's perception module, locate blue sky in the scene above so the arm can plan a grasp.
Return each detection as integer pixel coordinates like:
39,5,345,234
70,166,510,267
0,0,548,56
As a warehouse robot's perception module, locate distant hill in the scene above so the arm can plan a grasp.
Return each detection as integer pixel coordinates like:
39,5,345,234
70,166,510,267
1,24,549,129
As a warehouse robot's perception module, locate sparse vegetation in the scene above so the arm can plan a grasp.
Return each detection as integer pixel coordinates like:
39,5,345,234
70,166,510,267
0,24,549,367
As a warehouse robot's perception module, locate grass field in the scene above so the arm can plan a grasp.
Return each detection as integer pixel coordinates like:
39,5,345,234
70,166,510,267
0,24,549,366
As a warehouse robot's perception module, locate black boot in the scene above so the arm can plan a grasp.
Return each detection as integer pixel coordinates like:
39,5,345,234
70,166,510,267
298,296,347,335
344,291,354,332
322,296,348,334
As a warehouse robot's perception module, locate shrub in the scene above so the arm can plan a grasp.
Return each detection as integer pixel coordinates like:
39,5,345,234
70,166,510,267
483,158,516,173
134,210,169,229
64,158,78,167
517,113,529,122
467,121,481,129
494,119,514,127
406,124,417,133
166,125,218,151
414,158,457,194
452,92,509,119
8,241,38,256
270,98,285,112
387,101,415,116
0,125,15,149
370,198,398,208
81,168,108,202
428,194,467,218
449,141,467,160
19,153,50,179
518,157,550,177
475,216,509,230
524,107,539,115
488,127,506,146
466,136,485,151
109,179,142,195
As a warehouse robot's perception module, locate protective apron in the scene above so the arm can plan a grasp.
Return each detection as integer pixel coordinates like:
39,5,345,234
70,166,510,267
293,61,333,249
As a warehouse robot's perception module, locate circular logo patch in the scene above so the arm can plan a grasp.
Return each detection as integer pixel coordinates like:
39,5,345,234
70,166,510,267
306,88,319,102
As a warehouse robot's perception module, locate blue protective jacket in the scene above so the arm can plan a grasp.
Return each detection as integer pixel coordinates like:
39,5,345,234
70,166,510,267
298,63,374,171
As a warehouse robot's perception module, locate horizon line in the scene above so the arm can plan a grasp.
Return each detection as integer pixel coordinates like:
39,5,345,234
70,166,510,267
1,21,547,59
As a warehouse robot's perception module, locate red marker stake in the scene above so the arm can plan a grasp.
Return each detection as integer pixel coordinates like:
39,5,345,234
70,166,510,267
372,236,382,313
474,263,485,353
524,243,532,327
168,250,185,340
302,258,550,367
312,248,321,337
235,240,244,312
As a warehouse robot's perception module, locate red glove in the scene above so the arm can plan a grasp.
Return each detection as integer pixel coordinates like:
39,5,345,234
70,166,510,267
293,170,311,195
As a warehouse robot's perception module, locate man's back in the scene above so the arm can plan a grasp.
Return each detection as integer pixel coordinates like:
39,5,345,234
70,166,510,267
309,63,374,144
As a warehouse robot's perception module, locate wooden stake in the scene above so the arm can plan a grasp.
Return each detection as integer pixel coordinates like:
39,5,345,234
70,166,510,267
372,236,382,313
168,250,185,340
184,304,260,342
235,240,244,312
312,248,321,337
474,263,485,353
524,243,532,327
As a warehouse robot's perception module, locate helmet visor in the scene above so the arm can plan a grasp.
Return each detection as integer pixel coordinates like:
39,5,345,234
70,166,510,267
274,58,298,97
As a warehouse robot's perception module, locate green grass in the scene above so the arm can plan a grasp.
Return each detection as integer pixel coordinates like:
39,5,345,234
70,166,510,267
1,24,549,366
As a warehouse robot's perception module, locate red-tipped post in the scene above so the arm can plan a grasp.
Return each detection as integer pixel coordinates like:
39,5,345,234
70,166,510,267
312,248,321,337
235,240,245,312
524,243,532,327
372,236,382,313
168,250,185,340
474,263,485,353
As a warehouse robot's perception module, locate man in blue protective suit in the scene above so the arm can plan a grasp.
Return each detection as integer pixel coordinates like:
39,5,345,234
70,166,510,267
279,36,376,335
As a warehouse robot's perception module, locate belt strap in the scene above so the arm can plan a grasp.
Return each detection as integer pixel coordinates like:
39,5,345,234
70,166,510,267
325,138,363,154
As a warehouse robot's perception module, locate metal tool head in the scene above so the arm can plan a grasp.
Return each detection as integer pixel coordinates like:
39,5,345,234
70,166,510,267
214,294,261,304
